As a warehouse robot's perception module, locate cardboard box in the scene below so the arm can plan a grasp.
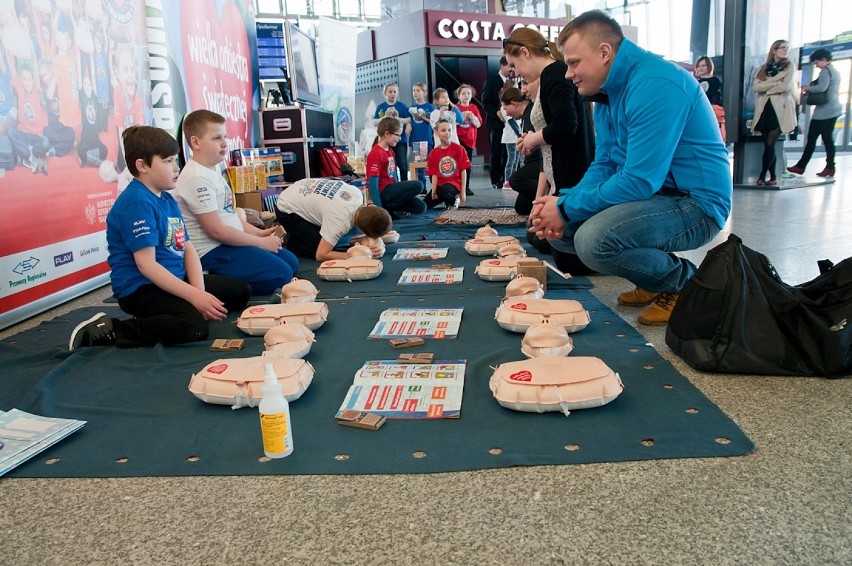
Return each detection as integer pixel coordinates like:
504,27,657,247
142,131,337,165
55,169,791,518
210,339,245,352
235,191,263,211
516,258,547,290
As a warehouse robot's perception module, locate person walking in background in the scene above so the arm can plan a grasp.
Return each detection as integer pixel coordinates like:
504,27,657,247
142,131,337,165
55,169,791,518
366,116,427,219
694,56,726,142
454,83,482,196
504,27,595,267
373,83,412,181
482,56,512,189
751,40,798,186
787,48,841,178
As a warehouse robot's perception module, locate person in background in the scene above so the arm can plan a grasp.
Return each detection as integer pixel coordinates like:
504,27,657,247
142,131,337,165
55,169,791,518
372,82,411,180
366,116,427,219
500,79,521,191
750,39,798,186
174,110,299,295
694,56,725,142
275,178,392,261
69,125,250,350
425,118,470,209
454,83,482,196
501,83,538,215
429,87,464,147
482,56,512,189
504,26,595,269
529,10,731,326
408,81,435,186
787,48,841,178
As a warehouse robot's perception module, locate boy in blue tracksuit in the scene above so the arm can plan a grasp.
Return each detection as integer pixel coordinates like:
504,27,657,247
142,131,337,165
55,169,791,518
530,10,732,326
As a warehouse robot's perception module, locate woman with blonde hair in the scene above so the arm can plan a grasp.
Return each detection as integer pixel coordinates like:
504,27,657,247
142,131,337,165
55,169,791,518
751,40,798,186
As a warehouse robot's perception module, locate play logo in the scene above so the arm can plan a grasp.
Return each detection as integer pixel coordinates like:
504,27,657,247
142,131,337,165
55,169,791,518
54,251,74,267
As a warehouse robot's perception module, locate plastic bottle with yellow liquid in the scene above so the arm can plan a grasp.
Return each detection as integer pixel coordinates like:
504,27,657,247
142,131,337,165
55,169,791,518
259,363,293,458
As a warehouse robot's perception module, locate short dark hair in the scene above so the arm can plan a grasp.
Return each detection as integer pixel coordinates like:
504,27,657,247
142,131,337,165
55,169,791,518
809,48,832,63
356,206,392,238
558,9,624,49
500,86,525,104
182,109,225,141
122,126,179,177
499,55,508,67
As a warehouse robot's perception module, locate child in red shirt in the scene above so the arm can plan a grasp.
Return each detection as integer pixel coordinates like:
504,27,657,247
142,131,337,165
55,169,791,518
454,83,482,196
425,119,471,209
366,116,427,219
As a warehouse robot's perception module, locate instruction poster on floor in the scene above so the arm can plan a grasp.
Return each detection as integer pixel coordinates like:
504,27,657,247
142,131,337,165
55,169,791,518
393,248,449,261
368,308,463,339
337,360,466,418
398,267,464,285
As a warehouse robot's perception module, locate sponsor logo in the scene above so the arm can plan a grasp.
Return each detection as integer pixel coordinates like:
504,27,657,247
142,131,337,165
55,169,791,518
85,203,97,225
511,302,527,311
54,252,74,267
13,256,40,275
830,318,847,332
207,364,228,374
80,246,101,257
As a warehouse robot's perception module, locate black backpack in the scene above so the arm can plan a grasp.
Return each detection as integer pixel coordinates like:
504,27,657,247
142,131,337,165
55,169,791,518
666,234,852,377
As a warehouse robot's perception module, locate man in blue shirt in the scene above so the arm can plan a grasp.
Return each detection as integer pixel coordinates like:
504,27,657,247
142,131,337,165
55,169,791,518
530,10,732,325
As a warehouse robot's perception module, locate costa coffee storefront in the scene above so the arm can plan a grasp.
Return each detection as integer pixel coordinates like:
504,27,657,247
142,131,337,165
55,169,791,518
355,10,567,159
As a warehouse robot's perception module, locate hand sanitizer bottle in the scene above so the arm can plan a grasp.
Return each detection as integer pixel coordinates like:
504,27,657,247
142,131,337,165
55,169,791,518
259,363,293,458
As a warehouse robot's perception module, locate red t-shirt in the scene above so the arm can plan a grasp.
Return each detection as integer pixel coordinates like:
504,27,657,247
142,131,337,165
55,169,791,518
454,103,481,150
366,144,397,193
14,78,46,134
427,142,471,192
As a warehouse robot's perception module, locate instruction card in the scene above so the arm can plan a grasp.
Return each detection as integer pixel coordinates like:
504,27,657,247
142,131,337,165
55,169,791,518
337,359,466,419
368,308,463,340
392,248,449,261
0,409,86,476
398,267,464,285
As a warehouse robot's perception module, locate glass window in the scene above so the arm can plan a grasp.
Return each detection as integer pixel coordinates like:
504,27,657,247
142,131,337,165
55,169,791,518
257,0,283,15
285,0,309,15
339,0,362,17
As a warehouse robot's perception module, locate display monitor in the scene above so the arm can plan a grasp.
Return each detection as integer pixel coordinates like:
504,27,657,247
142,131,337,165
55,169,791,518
286,23,322,107
256,20,288,82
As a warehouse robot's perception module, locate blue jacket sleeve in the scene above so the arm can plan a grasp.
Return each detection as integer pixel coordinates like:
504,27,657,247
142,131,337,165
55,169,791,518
368,176,382,207
558,77,693,222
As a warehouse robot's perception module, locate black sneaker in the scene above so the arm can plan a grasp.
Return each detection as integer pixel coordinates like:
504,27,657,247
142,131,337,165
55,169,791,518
466,189,475,196
69,312,116,351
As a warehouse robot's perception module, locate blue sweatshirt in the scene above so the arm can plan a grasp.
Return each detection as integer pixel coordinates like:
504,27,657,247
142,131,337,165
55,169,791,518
557,39,732,230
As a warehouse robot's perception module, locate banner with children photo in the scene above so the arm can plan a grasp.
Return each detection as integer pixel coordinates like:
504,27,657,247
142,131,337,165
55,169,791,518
0,0,259,328
317,17,357,149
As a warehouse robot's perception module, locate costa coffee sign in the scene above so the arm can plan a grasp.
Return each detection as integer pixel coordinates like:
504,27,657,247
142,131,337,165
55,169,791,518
425,10,565,48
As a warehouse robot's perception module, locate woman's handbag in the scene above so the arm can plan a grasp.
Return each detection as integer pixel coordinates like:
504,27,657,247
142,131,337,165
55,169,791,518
805,78,828,106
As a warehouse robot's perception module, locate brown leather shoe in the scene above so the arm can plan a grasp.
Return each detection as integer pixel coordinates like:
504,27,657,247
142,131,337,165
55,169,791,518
638,292,680,326
816,167,835,177
617,287,659,307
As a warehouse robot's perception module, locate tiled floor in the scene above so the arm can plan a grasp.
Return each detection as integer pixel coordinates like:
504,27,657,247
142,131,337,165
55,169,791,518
1,152,850,565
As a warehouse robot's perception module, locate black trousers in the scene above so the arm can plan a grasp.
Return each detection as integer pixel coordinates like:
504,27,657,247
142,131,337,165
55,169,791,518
114,275,251,348
487,124,506,185
424,183,458,209
796,116,838,169
277,211,325,259
509,159,541,215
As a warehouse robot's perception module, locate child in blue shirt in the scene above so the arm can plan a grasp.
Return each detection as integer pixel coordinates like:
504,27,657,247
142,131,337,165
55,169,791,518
373,82,412,180
408,82,435,186
69,126,250,350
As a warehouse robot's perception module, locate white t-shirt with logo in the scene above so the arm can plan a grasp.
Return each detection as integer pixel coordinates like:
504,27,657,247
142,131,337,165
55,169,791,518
173,160,243,258
276,178,363,246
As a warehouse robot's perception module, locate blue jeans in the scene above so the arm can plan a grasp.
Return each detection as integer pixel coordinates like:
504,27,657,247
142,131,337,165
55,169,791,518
201,244,299,296
549,194,719,292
